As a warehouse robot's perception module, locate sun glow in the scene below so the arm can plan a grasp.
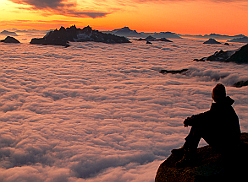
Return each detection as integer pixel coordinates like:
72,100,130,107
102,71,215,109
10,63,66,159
1,0,248,35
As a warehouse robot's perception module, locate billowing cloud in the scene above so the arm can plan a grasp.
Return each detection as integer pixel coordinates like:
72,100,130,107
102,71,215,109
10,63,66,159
0,36,248,182
8,0,109,18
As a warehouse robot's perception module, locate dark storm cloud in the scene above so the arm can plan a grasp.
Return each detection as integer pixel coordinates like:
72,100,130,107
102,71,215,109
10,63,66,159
10,0,74,9
9,0,108,18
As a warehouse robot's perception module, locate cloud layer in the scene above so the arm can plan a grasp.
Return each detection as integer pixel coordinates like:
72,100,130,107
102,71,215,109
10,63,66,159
0,38,247,181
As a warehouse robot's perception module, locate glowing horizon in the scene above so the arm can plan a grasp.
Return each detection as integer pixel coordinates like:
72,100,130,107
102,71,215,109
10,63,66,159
1,0,248,35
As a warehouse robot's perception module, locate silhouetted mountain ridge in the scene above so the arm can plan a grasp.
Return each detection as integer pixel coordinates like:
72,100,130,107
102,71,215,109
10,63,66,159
103,27,182,39
30,25,131,46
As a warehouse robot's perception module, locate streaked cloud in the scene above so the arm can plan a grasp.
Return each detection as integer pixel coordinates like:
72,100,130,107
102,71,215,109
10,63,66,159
7,0,248,19
8,0,109,18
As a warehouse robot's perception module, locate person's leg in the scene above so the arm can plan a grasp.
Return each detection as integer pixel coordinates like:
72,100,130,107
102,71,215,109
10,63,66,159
172,126,202,167
172,126,201,155
184,126,202,151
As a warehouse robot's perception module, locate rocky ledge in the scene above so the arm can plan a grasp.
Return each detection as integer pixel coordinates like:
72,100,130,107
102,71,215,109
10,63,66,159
30,25,131,46
155,133,248,182
1,36,20,43
194,43,248,64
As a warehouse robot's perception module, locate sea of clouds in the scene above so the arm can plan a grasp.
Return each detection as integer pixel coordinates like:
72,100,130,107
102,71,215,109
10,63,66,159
0,38,248,181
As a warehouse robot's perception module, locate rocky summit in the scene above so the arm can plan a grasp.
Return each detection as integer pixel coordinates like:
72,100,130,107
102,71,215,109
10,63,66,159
155,133,248,182
30,25,131,46
203,38,221,44
1,36,20,43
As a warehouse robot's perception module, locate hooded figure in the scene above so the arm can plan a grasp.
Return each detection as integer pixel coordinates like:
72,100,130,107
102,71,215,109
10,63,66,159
172,83,241,167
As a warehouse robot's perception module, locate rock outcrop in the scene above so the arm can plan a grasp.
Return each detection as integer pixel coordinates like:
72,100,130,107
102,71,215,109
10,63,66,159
193,44,248,64
160,69,189,74
30,25,131,46
138,36,173,42
1,36,20,43
233,80,248,88
160,38,173,42
226,43,248,63
203,38,221,44
155,133,248,182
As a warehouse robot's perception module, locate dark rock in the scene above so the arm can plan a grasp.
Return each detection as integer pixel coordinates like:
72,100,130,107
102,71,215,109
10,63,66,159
160,38,173,42
193,58,207,62
30,25,131,46
203,38,221,44
155,133,248,182
146,41,152,44
207,50,234,61
233,80,248,88
224,43,229,45
145,35,156,41
30,37,69,46
160,69,189,74
194,44,248,64
225,43,248,63
138,36,173,42
1,36,20,43
137,36,156,41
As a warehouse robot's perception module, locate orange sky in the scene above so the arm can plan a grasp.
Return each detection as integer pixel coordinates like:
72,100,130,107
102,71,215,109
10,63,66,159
1,0,248,35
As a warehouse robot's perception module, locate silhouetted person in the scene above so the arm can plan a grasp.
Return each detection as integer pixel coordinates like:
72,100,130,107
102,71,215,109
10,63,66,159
172,83,241,167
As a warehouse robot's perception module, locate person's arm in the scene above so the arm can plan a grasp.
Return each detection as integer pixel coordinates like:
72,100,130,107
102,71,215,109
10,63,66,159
184,110,211,127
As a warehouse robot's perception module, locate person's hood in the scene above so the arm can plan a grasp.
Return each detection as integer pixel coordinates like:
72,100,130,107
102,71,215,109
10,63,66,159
221,96,234,105
212,96,234,108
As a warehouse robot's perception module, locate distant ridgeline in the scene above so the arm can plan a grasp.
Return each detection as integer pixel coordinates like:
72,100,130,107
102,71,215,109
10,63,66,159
105,27,183,39
30,25,131,47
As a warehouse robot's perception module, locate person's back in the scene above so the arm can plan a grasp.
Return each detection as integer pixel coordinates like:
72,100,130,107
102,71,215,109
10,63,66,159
172,83,241,167
201,95,240,151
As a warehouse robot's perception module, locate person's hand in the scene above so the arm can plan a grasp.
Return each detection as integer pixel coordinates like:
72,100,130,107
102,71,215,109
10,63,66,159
183,117,191,127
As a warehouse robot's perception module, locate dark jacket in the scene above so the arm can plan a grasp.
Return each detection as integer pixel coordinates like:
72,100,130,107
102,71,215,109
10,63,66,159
185,96,241,150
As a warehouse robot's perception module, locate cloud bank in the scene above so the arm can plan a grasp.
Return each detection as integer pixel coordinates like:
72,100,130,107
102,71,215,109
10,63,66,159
0,39,247,181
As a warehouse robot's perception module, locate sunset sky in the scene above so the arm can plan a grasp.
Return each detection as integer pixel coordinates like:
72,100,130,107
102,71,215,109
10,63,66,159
1,0,248,35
